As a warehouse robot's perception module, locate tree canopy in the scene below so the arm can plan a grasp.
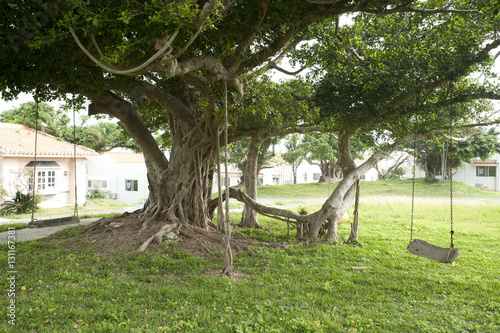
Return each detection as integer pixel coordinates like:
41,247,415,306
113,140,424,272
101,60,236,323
294,1,500,142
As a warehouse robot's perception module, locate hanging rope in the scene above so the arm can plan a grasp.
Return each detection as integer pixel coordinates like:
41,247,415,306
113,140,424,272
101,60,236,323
224,81,230,226
73,108,79,218
69,26,179,76
31,99,40,223
222,80,233,276
216,105,224,232
448,83,455,248
410,93,419,242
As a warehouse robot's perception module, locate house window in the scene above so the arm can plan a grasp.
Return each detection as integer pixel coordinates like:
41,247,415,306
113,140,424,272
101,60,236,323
88,180,108,189
29,170,56,191
26,161,58,192
476,166,497,177
313,173,320,181
125,179,138,191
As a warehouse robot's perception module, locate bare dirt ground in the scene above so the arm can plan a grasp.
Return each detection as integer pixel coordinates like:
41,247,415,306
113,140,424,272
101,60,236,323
48,211,288,260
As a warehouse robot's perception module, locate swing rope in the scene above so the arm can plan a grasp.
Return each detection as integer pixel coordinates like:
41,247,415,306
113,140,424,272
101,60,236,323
406,85,460,264
31,99,40,223
409,93,419,243
73,108,79,219
221,80,233,276
448,82,454,249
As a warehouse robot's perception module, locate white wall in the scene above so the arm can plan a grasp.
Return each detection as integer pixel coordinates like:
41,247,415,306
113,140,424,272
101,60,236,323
403,153,500,192
454,155,499,191
86,155,149,204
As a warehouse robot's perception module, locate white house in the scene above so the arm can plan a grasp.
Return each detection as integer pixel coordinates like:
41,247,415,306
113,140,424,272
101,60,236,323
355,154,380,181
404,152,500,192
260,159,321,185
454,154,499,191
86,151,149,204
0,123,96,208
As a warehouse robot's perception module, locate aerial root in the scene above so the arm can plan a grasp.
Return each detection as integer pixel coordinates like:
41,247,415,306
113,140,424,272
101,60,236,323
136,222,179,253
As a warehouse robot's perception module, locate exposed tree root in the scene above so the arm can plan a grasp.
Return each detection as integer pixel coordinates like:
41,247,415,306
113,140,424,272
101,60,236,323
136,222,179,253
87,210,139,232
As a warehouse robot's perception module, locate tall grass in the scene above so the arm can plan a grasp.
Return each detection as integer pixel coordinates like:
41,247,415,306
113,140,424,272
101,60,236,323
0,198,499,332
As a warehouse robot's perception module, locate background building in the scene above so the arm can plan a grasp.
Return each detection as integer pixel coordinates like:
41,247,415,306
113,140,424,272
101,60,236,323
0,123,95,208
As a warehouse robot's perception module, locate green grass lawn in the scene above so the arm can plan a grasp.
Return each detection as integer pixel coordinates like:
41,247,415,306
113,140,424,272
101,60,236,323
0,195,499,332
257,178,500,199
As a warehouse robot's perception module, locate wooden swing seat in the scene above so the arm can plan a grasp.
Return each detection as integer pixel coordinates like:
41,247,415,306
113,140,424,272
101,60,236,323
407,238,459,264
28,216,80,228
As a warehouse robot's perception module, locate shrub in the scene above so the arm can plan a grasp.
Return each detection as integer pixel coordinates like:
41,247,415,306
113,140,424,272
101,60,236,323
86,187,110,199
0,187,8,202
0,191,38,215
423,177,439,184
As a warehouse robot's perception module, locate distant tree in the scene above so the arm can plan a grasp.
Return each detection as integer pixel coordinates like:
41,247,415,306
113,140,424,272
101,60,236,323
78,122,133,153
301,132,365,183
229,137,279,186
230,78,317,229
1,102,133,152
0,102,72,140
375,153,408,180
283,134,305,184
415,128,500,180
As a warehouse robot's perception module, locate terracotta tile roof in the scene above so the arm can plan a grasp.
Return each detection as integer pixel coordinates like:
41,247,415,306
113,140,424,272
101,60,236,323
106,151,145,163
0,123,96,157
472,160,499,165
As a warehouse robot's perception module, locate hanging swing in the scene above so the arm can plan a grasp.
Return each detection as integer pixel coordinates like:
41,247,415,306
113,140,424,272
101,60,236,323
406,86,460,264
28,99,80,228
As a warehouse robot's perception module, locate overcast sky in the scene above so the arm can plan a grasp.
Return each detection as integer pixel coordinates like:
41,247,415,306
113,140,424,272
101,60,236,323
0,92,60,112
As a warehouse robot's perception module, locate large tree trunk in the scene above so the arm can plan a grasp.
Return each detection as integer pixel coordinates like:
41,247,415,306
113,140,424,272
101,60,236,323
318,160,337,184
89,91,221,229
292,163,298,184
238,135,263,228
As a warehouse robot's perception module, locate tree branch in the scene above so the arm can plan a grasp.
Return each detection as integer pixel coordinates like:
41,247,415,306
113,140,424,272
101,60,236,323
227,0,271,74
290,90,312,101
433,131,482,142
85,91,169,167
242,24,304,74
173,56,243,94
229,126,324,143
131,81,198,128
267,61,307,75
228,187,312,223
